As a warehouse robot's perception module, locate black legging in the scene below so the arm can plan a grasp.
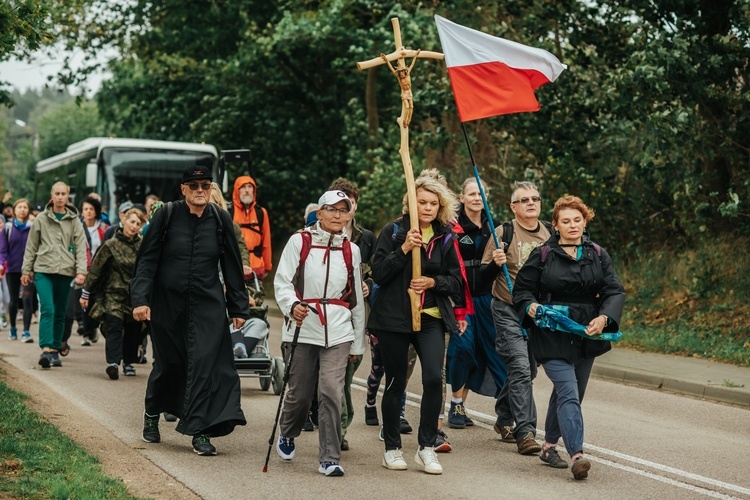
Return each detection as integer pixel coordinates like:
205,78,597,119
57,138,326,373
373,315,445,451
5,272,34,331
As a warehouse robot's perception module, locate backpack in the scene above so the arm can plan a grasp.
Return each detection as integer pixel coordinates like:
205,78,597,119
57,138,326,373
159,201,226,255
500,220,554,252
294,230,356,314
229,202,265,257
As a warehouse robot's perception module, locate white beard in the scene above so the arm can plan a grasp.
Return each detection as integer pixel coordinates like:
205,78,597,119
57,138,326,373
240,194,254,206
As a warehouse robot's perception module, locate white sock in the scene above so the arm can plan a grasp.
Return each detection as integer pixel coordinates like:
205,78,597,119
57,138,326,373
451,397,463,404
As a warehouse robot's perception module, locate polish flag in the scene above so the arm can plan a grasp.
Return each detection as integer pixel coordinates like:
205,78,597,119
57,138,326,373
435,15,567,122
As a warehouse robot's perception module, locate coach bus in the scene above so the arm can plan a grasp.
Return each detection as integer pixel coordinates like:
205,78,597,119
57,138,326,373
35,137,220,222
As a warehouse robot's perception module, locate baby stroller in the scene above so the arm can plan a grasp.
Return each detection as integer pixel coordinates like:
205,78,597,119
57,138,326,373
232,282,284,395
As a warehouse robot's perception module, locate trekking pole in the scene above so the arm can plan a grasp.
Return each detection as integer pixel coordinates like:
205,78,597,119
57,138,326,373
262,302,317,472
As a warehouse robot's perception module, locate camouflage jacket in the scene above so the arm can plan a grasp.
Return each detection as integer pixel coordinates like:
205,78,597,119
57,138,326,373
83,228,141,320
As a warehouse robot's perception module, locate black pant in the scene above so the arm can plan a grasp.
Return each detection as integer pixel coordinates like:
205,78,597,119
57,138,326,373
373,315,445,450
105,313,143,365
6,272,34,331
63,287,99,342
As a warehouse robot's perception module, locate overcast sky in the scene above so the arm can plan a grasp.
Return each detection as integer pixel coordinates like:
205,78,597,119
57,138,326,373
0,51,108,96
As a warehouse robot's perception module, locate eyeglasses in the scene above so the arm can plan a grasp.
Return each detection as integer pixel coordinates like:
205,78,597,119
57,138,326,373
511,196,542,204
321,206,349,216
185,182,211,191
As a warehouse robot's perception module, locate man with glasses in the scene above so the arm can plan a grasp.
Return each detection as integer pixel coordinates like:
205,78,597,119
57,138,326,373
273,189,365,477
480,181,552,456
131,165,250,456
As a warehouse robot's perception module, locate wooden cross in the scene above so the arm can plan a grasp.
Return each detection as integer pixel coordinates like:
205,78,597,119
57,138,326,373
357,18,443,331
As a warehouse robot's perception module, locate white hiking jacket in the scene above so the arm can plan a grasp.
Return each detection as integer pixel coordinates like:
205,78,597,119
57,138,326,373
274,224,366,355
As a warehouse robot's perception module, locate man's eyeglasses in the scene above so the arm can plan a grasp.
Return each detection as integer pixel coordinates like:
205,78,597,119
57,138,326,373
185,181,211,191
322,206,349,216
511,196,542,204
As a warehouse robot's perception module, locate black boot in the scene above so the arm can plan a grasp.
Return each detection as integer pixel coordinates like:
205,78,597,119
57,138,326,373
142,413,160,443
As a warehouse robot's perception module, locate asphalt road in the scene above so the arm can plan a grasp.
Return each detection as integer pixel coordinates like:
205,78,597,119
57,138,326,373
1,315,749,500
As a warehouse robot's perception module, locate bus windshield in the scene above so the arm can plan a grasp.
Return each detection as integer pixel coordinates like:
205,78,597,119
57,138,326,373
103,147,216,214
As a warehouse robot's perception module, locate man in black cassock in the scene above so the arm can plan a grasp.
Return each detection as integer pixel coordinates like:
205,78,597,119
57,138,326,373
131,165,250,456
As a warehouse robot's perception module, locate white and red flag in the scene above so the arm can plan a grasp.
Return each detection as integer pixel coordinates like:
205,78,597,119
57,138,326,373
435,15,567,122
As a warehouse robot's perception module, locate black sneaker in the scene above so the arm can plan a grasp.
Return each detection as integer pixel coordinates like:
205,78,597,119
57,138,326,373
434,430,452,453
448,401,466,429
123,364,136,377
192,434,217,456
106,363,119,380
49,352,62,367
38,352,51,369
399,416,412,434
540,447,569,469
364,405,379,426
142,413,161,443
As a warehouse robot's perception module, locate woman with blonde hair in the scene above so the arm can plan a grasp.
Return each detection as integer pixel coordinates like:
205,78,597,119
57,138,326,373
368,169,465,475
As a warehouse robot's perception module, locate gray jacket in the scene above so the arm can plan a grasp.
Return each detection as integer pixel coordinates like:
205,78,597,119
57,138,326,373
22,204,88,277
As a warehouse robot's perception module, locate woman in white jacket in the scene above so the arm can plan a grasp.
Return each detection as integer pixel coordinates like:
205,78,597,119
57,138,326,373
273,190,366,477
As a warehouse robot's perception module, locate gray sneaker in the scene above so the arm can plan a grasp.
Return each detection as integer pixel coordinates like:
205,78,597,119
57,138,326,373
50,352,63,367
540,446,569,468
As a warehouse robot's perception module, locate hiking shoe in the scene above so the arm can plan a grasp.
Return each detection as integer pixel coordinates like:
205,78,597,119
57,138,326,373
81,338,91,346
572,456,591,480
399,417,412,434
277,435,295,460
38,351,51,369
9,327,18,340
464,413,474,426
142,413,160,443
21,331,33,343
106,363,119,380
233,342,248,359
434,430,452,453
541,447,569,469
341,438,349,451
415,447,443,475
364,405,379,426
123,364,136,377
494,422,516,443
517,432,542,455
192,434,217,456
302,413,314,432
163,412,178,422
49,352,62,367
448,401,466,429
383,449,408,470
318,461,344,476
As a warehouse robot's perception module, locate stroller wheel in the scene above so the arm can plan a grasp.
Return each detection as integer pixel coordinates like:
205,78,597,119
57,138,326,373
260,375,271,391
272,357,284,395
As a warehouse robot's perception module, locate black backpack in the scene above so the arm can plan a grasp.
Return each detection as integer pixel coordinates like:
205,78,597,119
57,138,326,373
159,201,226,255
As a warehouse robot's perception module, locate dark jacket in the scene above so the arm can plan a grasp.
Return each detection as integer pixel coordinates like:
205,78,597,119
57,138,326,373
512,235,626,364
350,218,376,286
130,200,250,437
367,215,463,334
83,227,140,321
456,205,498,297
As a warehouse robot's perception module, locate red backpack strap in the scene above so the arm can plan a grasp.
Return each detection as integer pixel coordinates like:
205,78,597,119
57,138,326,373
338,239,356,307
294,231,312,300
452,236,474,320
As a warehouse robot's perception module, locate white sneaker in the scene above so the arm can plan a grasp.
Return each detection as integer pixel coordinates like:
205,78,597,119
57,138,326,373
233,342,248,358
383,449,408,470
415,446,443,475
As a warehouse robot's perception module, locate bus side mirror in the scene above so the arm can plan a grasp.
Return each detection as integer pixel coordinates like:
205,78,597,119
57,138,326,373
85,161,98,188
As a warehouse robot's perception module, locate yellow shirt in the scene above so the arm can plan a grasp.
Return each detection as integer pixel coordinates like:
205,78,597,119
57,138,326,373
419,225,441,318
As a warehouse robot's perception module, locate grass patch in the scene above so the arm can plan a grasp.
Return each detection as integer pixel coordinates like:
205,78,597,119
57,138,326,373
618,235,750,366
0,373,143,499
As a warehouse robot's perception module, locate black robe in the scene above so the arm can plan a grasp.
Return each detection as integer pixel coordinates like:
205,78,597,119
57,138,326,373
131,201,250,437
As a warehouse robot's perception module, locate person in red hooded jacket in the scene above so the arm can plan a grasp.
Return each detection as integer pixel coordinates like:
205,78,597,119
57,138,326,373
232,176,272,279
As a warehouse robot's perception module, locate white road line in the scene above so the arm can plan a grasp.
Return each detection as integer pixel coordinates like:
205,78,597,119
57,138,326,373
352,377,749,498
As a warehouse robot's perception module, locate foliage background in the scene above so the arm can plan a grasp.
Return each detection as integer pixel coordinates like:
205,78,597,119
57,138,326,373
2,0,749,363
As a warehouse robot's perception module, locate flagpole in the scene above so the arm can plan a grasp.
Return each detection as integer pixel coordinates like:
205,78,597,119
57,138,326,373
460,123,514,294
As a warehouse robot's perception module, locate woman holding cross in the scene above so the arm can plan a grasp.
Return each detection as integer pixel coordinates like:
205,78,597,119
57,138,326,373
368,169,465,475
